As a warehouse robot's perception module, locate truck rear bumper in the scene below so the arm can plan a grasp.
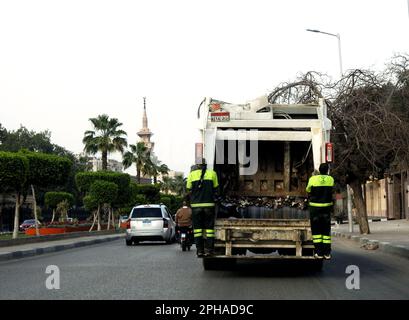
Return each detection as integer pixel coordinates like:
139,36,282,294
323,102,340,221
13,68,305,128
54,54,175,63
203,255,321,260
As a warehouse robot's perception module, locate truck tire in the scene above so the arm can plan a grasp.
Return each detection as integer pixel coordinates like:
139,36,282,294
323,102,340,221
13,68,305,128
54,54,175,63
126,239,133,246
203,258,236,271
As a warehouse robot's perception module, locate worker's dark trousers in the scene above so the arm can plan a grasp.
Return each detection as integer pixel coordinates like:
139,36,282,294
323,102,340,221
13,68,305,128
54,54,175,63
309,206,332,256
192,207,216,254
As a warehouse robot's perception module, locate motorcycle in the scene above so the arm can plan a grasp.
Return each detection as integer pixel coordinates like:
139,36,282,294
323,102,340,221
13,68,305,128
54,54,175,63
177,226,193,252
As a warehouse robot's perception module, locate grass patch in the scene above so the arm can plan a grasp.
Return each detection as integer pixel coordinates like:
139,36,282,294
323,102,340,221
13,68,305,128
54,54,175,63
0,233,32,240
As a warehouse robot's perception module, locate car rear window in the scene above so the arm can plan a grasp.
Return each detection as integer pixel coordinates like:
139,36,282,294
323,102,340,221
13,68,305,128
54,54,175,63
131,208,163,218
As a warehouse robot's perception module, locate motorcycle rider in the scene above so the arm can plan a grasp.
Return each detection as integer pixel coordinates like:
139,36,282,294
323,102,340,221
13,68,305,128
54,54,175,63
175,200,193,242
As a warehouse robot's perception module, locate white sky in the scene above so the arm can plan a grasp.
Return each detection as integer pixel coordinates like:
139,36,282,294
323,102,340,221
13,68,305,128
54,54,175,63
1,0,409,176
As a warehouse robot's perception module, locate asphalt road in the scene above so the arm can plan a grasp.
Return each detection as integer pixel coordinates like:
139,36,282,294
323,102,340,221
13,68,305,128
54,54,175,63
0,237,408,300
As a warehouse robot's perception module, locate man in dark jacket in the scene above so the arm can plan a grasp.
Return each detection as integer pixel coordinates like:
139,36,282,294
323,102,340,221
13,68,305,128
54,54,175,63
186,159,219,258
306,163,335,260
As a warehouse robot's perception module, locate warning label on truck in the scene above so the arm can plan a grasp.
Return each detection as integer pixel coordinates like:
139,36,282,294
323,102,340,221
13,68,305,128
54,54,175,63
211,112,230,122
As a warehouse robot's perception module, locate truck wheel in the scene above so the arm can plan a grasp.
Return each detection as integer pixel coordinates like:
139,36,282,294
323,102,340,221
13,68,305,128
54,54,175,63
182,243,187,252
126,239,133,246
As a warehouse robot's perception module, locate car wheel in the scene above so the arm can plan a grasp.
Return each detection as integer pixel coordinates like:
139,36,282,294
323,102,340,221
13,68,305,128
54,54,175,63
126,239,133,246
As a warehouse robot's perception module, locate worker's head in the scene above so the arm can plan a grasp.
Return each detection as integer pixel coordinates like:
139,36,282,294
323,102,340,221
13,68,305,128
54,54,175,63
195,157,207,170
319,163,329,175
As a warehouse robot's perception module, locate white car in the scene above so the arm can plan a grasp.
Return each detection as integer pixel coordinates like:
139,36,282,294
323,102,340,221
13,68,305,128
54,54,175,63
125,204,176,246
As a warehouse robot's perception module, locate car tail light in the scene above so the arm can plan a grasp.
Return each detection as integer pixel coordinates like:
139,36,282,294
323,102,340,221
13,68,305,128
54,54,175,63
126,219,131,229
163,219,169,228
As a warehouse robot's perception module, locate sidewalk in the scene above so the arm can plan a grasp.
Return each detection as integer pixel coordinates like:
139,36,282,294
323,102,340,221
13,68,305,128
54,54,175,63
331,219,409,259
0,233,125,262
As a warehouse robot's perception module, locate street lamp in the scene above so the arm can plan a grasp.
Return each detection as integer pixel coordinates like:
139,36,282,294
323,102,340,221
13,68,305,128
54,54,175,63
306,29,343,77
306,28,352,232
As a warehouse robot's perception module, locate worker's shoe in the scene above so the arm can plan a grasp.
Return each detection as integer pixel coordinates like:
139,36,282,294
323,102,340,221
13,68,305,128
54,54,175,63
204,249,215,257
197,251,205,258
314,253,323,259
324,254,332,260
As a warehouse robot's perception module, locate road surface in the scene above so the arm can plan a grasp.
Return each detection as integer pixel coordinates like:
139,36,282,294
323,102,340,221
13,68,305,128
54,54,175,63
0,237,408,300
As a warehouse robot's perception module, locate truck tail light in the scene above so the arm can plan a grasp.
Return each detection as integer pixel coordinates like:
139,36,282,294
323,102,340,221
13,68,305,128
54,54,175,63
163,219,169,229
326,143,334,163
126,219,131,230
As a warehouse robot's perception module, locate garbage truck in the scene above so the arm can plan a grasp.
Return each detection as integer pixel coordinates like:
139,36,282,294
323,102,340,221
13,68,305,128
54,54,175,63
195,95,333,270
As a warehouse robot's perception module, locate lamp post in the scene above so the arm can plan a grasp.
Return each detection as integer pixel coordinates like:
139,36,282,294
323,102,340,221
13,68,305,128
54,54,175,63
306,29,343,77
306,28,353,232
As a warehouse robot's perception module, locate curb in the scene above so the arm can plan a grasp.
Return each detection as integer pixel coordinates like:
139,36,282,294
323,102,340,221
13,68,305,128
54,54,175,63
0,234,125,262
0,230,125,248
331,231,409,260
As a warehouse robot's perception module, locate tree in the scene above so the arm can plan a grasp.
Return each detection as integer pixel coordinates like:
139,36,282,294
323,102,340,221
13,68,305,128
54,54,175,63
146,155,170,184
134,184,161,203
160,175,185,196
88,180,118,231
160,176,175,195
0,152,29,239
122,142,151,183
75,171,130,206
156,163,170,184
76,171,131,230
83,114,128,171
0,126,54,153
267,60,409,234
83,195,99,230
0,124,90,205
172,175,186,196
56,200,71,222
44,192,74,223
21,151,72,236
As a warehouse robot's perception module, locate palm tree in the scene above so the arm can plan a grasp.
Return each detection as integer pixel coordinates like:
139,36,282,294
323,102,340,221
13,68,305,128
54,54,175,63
173,175,186,196
158,163,170,180
161,176,174,194
123,142,151,183
152,162,170,184
83,114,128,170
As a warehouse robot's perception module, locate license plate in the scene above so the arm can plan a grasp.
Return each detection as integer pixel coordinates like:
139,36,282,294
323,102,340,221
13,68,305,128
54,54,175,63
181,234,186,238
211,112,230,122
143,219,151,224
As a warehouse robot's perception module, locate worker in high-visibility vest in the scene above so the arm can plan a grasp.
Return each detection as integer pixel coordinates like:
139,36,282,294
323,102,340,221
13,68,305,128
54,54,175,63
306,163,335,260
186,159,219,258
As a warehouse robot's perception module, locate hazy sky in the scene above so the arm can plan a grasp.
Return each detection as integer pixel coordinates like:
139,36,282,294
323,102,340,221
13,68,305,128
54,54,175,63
1,0,409,176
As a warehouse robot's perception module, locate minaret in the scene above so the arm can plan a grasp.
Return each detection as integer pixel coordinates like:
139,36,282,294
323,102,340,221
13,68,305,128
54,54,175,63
137,97,154,152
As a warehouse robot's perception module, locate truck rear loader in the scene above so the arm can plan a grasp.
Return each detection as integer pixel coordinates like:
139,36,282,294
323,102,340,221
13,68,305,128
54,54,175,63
195,95,333,270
